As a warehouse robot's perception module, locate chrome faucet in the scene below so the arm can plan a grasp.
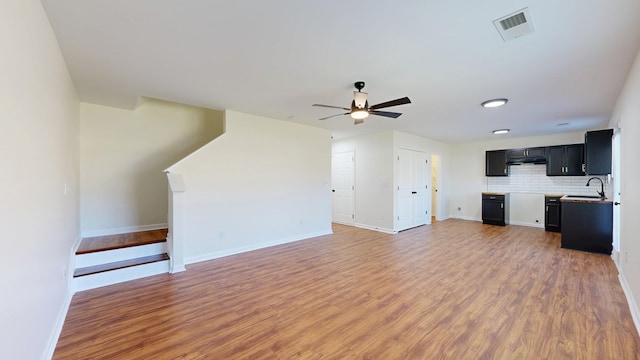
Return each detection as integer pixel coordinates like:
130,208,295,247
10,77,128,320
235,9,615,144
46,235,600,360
586,177,606,199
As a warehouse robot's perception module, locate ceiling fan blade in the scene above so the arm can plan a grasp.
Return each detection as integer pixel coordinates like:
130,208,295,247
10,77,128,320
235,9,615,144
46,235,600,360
319,113,349,121
313,104,350,111
369,97,411,110
370,110,403,118
354,118,365,125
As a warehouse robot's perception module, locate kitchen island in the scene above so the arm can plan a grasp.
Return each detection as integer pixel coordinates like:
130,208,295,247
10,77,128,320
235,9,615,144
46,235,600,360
560,196,613,254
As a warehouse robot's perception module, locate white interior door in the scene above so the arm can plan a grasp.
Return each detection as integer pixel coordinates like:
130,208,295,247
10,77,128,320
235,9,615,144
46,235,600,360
414,151,429,226
397,149,431,231
332,151,355,225
397,150,414,231
431,154,440,221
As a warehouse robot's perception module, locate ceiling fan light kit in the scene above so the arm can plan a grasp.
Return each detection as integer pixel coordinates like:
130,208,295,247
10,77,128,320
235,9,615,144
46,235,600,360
481,98,508,108
313,81,411,125
493,129,510,134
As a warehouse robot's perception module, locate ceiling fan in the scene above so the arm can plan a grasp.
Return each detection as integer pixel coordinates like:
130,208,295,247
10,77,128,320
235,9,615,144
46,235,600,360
313,81,411,125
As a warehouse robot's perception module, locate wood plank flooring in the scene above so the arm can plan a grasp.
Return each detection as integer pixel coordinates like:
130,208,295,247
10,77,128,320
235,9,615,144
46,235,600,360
76,229,168,254
54,220,640,359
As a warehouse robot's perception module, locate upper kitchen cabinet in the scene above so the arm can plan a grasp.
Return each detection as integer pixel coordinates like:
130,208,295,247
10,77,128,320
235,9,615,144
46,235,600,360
584,129,613,175
546,144,585,176
506,147,546,163
486,150,508,176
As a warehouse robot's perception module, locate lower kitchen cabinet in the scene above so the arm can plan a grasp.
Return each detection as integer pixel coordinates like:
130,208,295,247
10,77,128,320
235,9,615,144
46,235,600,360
482,193,509,226
561,200,613,254
545,196,562,232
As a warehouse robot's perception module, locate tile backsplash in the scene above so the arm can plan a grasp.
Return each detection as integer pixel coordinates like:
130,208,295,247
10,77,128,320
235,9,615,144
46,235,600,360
487,163,612,197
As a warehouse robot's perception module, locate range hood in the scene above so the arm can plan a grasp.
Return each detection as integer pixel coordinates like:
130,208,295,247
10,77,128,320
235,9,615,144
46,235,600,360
506,156,546,165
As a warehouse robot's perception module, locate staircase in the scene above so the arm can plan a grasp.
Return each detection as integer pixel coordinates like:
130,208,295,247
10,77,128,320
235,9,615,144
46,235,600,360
73,229,170,292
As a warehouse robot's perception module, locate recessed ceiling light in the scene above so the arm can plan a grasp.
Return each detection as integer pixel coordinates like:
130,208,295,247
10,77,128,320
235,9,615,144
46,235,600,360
493,129,510,135
481,98,508,108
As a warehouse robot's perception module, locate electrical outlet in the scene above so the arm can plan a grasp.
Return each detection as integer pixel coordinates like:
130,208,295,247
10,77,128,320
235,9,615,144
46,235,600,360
218,231,224,239
299,218,304,225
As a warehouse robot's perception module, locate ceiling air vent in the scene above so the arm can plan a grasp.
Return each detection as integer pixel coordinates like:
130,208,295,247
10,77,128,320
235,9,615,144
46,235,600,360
493,8,535,42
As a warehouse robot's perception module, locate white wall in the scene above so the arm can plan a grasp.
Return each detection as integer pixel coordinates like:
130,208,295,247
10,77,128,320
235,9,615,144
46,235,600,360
166,110,332,263
333,132,395,232
0,1,80,359
449,131,590,223
609,47,640,331
332,131,453,232
80,100,223,236
394,131,452,221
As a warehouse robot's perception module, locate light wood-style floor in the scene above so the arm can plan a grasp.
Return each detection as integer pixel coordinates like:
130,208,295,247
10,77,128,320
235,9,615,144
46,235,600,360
55,220,640,359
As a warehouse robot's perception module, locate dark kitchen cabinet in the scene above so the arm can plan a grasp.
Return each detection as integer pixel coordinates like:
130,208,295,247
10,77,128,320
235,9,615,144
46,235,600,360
486,150,508,176
561,200,612,254
546,144,584,176
507,147,546,161
545,196,562,232
482,193,509,226
584,129,613,175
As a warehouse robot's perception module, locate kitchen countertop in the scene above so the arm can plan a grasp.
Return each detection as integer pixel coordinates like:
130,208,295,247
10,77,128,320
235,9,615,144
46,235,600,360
544,194,565,198
560,195,613,204
482,192,508,196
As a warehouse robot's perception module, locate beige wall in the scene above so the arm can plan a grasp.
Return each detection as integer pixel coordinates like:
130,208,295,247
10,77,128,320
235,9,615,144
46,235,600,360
609,47,640,329
80,99,223,235
0,1,80,358
167,110,332,263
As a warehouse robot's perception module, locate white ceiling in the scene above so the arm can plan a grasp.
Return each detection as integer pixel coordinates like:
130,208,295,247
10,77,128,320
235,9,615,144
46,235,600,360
41,0,640,143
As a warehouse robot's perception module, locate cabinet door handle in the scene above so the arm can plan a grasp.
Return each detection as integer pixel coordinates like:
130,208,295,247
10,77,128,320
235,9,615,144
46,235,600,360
546,205,548,212
501,203,503,209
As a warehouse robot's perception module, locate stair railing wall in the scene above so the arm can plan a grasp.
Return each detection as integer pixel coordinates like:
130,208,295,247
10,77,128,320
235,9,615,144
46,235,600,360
166,172,186,273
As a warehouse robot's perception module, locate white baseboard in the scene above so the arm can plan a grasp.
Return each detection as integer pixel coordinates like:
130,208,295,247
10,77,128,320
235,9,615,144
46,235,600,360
42,288,73,360
618,271,640,338
354,223,397,234
612,250,621,268
509,221,545,228
332,220,355,226
450,215,481,222
81,223,168,238
185,230,333,265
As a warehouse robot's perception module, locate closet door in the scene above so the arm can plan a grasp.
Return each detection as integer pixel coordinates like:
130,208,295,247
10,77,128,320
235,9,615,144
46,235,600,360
396,149,430,231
